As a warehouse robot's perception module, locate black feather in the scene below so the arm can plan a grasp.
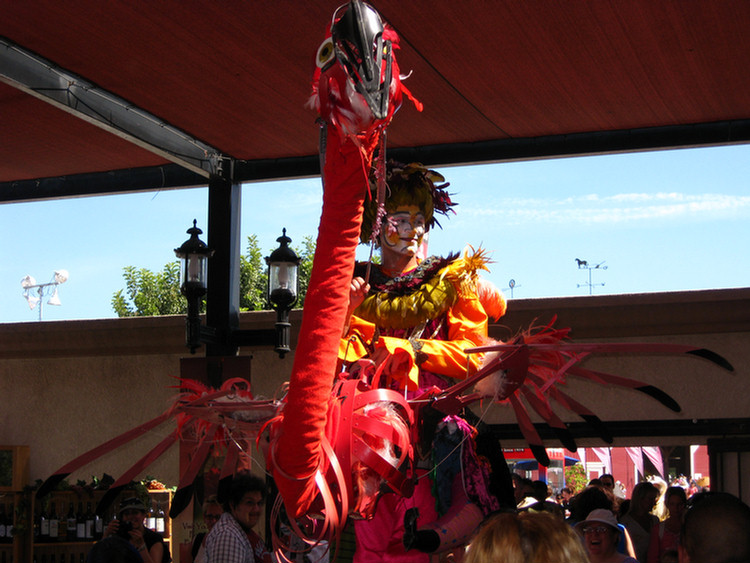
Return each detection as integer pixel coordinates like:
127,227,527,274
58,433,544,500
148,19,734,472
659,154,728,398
170,485,194,519
635,385,681,413
580,414,614,444
530,444,550,467
96,485,128,517
36,474,69,499
552,428,578,453
687,349,734,372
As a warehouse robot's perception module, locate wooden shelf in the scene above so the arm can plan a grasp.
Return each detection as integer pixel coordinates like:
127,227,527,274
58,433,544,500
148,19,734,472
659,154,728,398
21,489,173,563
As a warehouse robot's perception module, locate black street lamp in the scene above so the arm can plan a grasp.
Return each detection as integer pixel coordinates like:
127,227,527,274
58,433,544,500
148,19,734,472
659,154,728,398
174,222,300,358
174,220,215,353
266,228,301,358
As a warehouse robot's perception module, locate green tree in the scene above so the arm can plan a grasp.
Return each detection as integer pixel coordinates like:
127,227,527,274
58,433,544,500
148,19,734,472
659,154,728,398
112,235,316,317
295,235,315,305
111,262,185,317
564,463,588,494
239,234,268,311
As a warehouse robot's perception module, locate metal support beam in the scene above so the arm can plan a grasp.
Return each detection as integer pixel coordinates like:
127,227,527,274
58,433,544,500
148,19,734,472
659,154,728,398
0,36,225,178
485,418,750,444
3,119,750,204
205,173,242,357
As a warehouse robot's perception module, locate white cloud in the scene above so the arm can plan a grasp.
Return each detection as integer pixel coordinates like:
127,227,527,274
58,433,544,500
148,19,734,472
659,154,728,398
461,192,750,225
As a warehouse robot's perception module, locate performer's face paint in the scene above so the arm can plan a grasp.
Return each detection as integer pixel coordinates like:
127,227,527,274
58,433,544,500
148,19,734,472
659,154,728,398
379,205,426,261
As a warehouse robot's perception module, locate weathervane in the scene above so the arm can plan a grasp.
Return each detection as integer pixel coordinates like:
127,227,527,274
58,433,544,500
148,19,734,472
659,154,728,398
505,278,521,298
575,259,607,295
21,270,69,321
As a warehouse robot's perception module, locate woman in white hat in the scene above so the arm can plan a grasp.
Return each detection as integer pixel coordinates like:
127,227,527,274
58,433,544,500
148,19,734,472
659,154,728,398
576,509,639,563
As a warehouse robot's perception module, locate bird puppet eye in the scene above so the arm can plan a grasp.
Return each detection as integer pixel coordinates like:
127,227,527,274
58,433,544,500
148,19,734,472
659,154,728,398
316,37,335,69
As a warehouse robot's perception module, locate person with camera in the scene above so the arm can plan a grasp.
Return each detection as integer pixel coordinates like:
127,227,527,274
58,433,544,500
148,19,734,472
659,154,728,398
103,497,171,563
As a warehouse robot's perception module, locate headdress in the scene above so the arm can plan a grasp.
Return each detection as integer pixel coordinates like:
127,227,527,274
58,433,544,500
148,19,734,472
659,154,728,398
360,160,456,244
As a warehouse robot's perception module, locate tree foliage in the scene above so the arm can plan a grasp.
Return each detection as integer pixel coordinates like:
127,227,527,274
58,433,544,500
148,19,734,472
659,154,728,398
112,235,316,317
564,463,588,494
111,262,185,317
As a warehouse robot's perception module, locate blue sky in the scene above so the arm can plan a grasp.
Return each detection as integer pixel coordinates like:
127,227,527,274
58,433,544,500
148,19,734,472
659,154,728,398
1,144,748,323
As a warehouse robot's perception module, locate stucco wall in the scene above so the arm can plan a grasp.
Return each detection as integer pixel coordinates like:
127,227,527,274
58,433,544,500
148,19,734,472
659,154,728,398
1,288,748,485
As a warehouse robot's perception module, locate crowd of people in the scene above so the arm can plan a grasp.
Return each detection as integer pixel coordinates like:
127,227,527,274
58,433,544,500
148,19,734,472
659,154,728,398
504,473,750,563
87,469,748,563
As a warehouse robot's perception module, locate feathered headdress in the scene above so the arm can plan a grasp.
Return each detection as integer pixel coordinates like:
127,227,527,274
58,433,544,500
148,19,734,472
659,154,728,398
361,160,456,244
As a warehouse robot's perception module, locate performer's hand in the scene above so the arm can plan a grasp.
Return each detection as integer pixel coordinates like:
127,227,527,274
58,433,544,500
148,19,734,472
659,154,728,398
371,346,410,378
349,276,370,312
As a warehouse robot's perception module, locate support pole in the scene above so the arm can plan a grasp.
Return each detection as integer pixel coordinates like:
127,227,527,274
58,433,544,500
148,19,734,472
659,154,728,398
206,172,242,364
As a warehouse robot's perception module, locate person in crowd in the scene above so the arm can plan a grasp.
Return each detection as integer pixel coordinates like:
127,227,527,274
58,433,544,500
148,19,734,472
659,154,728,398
513,475,536,507
205,471,271,563
600,474,616,492
686,480,699,498
679,492,750,563
621,481,660,563
650,477,669,521
557,487,574,517
576,509,639,563
516,480,563,517
568,485,636,558
104,497,171,563
531,480,551,503
191,495,223,563
465,510,589,563
519,498,566,519
647,486,687,563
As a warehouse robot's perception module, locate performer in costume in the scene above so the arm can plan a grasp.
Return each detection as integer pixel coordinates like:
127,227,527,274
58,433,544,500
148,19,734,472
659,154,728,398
340,161,507,562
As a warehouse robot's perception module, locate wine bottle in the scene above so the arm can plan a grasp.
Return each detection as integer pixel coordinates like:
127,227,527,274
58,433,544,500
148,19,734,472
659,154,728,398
84,503,94,540
146,500,155,531
66,503,76,542
94,510,103,540
39,503,50,543
48,502,59,541
155,501,165,534
5,503,13,542
0,503,6,543
58,504,67,542
75,503,85,541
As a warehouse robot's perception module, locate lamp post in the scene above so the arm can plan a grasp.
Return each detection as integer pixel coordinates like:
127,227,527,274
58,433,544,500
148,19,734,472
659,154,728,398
174,222,299,358
174,220,214,353
21,270,69,321
266,228,301,358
